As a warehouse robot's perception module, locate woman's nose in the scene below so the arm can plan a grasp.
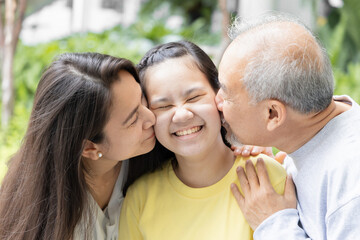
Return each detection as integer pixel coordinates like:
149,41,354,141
142,106,156,129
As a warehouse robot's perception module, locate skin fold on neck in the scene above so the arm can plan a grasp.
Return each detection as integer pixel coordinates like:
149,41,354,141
83,160,122,210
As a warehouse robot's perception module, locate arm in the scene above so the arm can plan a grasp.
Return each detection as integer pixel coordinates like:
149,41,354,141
253,197,360,240
325,197,360,239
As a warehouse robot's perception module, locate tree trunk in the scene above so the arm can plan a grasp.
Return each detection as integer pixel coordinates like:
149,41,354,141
0,3,4,106
1,0,27,128
0,3,4,58
215,0,231,66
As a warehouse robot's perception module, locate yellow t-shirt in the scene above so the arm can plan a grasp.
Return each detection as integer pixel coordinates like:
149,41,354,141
119,154,286,240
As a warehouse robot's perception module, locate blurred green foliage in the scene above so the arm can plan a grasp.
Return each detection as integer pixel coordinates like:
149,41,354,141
0,16,220,180
316,0,360,102
1,1,360,181
139,0,218,27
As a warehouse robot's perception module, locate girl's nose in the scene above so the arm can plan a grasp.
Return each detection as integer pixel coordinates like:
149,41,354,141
172,107,194,123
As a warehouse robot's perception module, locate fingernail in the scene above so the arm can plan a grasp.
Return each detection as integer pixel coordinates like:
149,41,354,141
257,158,263,162
231,183,236,188
236,166,241,172
243,149,249,155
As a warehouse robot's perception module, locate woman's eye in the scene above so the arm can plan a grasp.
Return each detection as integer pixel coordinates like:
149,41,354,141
130,113,139,126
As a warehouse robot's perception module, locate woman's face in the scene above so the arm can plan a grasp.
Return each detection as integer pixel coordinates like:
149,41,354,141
100,70,156,161
144,56,222,158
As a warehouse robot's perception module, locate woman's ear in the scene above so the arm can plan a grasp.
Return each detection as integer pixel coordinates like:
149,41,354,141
82,140,102,161
266,100,286,131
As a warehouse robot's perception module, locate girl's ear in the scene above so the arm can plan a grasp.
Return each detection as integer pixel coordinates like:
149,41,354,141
266,100,287,132
82,140,102,161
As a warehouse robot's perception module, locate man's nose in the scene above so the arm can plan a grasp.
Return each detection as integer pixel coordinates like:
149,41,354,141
142,106,156,129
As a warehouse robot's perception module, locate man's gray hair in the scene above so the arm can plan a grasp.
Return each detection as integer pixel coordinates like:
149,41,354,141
229,13,334,113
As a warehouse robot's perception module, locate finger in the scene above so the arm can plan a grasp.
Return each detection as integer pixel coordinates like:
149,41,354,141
250,146,261,156
255,158,273,190
275,151,287,164
262,147,274,158
236,166,251,196
284,175,297,208
233,147,242,156
244,160,260,189
241,145,251,157
231,183,245,209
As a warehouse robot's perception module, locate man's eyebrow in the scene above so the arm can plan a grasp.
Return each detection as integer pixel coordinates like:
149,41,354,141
122,105,139,125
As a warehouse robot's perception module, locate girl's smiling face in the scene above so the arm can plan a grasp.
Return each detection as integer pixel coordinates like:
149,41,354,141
144,56,222,158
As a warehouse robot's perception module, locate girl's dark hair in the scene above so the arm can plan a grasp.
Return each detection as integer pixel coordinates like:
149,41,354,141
0,52,139,240
124,40,229,194
138,40,219,92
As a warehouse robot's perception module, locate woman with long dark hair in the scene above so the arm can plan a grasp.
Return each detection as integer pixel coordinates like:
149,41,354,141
0,52,156,240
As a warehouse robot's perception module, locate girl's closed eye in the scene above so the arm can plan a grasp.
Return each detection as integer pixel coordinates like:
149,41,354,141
152,104,171,110
187,94,204,103
159,105,171,109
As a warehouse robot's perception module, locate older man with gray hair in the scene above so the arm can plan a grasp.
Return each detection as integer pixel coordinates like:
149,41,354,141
216,13,360,240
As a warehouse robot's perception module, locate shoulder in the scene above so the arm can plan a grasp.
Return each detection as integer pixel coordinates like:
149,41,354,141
236,154,287,194
237,153,286,176
126,160,171,198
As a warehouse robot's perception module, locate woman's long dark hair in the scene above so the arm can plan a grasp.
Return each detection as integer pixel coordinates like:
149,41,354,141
124,40,229,194
0,52,139,240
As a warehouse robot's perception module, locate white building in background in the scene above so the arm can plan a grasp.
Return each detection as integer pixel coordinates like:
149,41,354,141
226,0,316,28
21,0,143,45
21,0,334,46
230,0,341,29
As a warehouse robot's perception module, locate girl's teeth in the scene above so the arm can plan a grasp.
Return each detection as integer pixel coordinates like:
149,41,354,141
176,126,201,136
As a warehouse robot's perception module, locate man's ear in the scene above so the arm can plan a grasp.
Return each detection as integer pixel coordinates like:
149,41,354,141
266,100,286,131
82,140,102,161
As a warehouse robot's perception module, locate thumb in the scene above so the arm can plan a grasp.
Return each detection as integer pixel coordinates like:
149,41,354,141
275,151,287,164
284,175,297,208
